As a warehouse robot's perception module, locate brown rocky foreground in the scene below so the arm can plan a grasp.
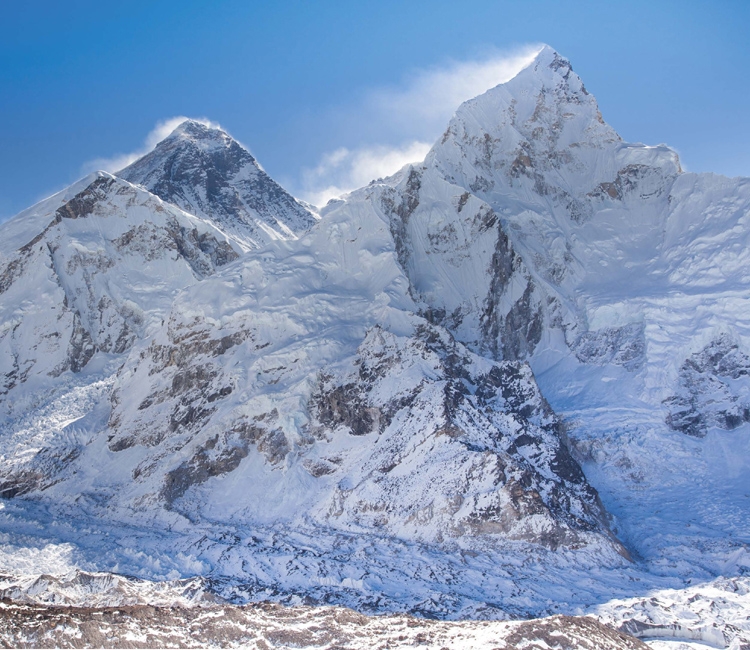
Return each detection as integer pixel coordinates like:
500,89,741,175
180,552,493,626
0,599,649,649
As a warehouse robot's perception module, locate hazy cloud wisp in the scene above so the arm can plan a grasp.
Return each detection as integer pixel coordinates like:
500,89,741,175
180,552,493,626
299,45,541,206
301,141,433,208
82,116,221,175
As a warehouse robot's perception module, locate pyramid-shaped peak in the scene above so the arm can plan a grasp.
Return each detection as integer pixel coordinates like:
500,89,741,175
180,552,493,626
116,118,317,249
433,45,610,150
117,118,253,182
440,44,607,137
533,44,570,66
424,45,630,199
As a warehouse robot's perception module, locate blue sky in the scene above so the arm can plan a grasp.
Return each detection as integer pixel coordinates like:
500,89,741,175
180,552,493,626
1,0,748,219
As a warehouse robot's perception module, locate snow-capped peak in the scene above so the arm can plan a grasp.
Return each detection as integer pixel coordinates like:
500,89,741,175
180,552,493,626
161,119,239,154
522,44,580,84
428,44,621,179
425,42,680,232
469,44,604,128
117,120,317,249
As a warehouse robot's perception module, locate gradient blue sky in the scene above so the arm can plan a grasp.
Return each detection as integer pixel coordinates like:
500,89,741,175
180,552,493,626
1,0,748,219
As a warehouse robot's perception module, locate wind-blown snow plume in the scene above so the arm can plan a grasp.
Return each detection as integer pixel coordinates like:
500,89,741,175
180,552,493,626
81,116,222,174
299,46,542,205
301,140,432,207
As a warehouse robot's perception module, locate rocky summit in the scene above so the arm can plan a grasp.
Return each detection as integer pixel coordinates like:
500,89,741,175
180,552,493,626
118,120,318,249
0,45,749,648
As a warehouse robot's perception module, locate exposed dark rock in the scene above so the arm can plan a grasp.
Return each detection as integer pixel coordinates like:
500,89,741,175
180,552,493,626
588,164,670,202
503,615,649,649
502,283,545,361
0,255,31,295
479,221,545,362
148,330,250,376
51,310,97,376
161,413,288,506
162,443,249,506
0,472,42,499
54,176,117,221
455,191,470,213
313,382,381,437
573,322,645,371
665,334,750,437
480,225,519,349
168,400,216,433
165,220,239,278
0,444,81,500
108,330,249,450
382,167,423,298
0,218,59,295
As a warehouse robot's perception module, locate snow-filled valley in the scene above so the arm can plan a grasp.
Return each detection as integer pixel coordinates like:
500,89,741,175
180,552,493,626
0,45,749,648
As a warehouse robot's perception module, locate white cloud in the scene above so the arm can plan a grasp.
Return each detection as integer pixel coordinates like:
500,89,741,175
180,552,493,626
367,45,543,138
82,116,222,174
299,45,542,206
301,141,432,207
79,47,542,208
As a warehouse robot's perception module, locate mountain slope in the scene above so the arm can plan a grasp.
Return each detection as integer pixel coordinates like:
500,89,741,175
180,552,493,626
372,46,683,364
0,119,326,503
0,171,243,496
352,45,750,585
40,167,619,557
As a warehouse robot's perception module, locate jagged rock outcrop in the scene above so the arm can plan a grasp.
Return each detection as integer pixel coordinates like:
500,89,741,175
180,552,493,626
665,334,750,437
307,324,615,548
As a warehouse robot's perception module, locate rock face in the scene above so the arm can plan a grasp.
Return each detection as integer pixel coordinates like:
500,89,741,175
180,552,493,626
378,165,556,361
118,120,317,248
0,171,241,395
307,324,612,548
665,334,750,437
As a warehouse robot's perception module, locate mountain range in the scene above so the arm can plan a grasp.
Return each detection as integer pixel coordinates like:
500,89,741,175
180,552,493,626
0,45,748,648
